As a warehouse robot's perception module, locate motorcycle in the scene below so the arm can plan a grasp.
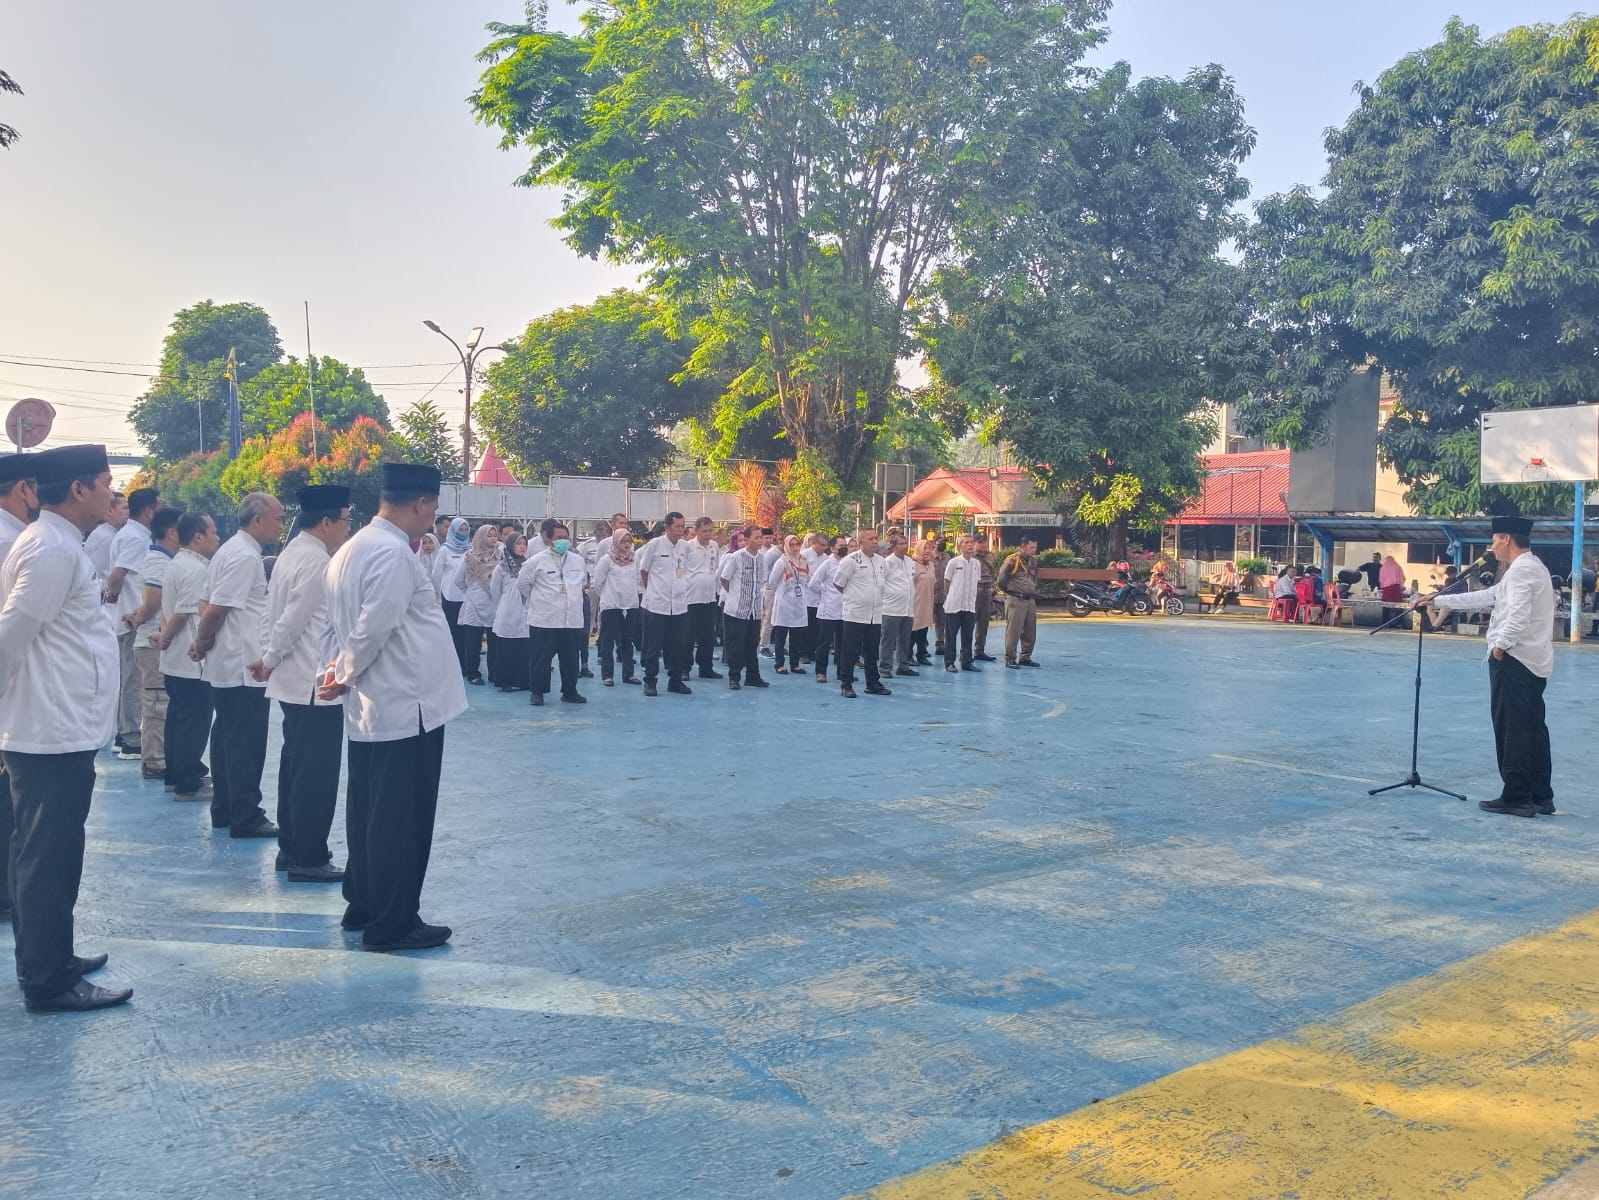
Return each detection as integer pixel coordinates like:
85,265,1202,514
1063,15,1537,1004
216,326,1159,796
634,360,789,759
1065,579,1153,617
1150,577,1186,617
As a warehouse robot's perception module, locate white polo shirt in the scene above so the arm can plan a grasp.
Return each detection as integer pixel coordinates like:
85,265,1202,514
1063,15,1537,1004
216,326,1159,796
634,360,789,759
160,548,210,680
943,555,981,614
136,546,173,646
880,553,915,619
108,517,151,627
637,534,691,616
203,530,269,689
717,546,765,621
0,510,118,753
834,549,886,625
683,537,722,605
262,531,337,706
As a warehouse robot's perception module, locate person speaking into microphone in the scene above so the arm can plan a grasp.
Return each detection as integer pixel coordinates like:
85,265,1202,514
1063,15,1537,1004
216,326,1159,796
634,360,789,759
1417,516,1555,817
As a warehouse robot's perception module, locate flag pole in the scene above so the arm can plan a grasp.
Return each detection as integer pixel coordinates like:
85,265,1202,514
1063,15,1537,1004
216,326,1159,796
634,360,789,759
304,301,318,458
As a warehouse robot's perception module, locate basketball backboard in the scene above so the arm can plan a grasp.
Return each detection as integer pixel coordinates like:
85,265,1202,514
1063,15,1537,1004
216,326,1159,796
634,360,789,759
1480,406,1599,485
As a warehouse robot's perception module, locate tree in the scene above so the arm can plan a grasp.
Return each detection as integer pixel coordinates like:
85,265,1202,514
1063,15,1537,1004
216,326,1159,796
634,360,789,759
394,398,459,477
130,301,284,460
477,289,716,483
470,0,1109,486
930,63,1253,553
238,356,389,442
1234,17,1599,515
1,68,20,150
219,414,403,523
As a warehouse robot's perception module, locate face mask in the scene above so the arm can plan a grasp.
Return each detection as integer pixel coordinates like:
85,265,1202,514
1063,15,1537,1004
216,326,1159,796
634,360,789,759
835,546,848,557
553,539,571,555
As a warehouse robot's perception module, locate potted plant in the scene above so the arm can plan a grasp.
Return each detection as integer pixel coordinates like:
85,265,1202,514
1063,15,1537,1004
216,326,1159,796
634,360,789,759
1236,556,1270,595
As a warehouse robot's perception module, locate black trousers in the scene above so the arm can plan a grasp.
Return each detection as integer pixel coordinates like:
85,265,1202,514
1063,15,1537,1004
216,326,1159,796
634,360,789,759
641,611,689,684
343,724,446,947
277,702,343,868
839,621,882,688
1489,653,1553,806
803,606,819,660
459,624,486,682
943,610,976,667
496,634,530,691
4,749,96,1001
771,626,803,670
723,614,764,684
813,617,843,679
687,602,719,675
163,674,213,793
0,764,11,912
441,598,466,675
485,631,499,685
529,626,581,697
911,626,931,659
211,686,269,829
598,608,641,680
579,594,591,669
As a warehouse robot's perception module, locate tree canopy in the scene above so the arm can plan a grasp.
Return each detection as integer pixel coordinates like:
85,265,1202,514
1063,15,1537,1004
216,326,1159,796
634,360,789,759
476,289,715,483
0,68,20,150
931,62,1253,545
470,0,1109,490
394,398,459,479
238,356,388,443
1234,17,1599,515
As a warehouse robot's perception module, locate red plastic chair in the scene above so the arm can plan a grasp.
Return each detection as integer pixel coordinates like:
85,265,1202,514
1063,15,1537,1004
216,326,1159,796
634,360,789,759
1268,595,1295,622
1294,577,1324,624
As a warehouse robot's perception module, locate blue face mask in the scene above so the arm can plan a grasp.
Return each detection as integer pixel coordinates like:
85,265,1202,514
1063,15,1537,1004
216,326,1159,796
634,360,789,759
553,538,572,555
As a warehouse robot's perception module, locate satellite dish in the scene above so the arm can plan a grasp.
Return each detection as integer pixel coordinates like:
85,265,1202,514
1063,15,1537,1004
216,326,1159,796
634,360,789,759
5,398,55,449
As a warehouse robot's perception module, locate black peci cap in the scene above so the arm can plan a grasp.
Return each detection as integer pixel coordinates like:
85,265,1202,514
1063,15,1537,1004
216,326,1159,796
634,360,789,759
296,484,351,511
0,453,34,486
380,462,442,496
1491,516,1534,537
32,444,109,486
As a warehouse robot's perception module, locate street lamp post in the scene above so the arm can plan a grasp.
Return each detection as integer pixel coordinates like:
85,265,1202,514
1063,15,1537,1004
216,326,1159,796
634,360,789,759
423,321,511,481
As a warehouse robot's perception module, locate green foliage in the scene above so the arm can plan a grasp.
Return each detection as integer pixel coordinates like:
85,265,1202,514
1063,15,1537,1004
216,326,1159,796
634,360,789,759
471,0,1109,486
874,386,956,481
145,451,234,525
218,414,403,524
1236,556,1269,575
1234,17,1599,515
930,63,1250,540
1036,548,1091,569
477,289,716,484
238,356,388,442
393,398,459,479
130,301,284,460
0,67,20,150
775,449,844,534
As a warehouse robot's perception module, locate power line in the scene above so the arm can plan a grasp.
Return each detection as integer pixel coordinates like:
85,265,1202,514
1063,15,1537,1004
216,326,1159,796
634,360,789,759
0,353,460,371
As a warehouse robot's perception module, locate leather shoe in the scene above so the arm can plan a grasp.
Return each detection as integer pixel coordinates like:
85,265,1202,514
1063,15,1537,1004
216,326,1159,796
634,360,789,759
287,862,346,883
364,922,452,952
961,664,981,672
530,692,544,706
231,816,280,839
698,670,723,679
974,653,997,662
1478,799,1537,818
622,676,640,685
560,692,587,704
840,685,857,698
744,678,769,688
72,953,108,975
865,683,892,696
667,680,693,695
944,664,958,673
578,667,594,679
175,784,213,802
895,667,919,677
1005,661,1020,669
643,683,658,696
1019,659,1041,668
25,979,133,1013
1535,800,1557,815
728,679,742,690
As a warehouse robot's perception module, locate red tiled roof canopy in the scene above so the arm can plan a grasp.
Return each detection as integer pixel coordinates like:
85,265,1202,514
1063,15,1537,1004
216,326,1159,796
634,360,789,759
1175,450,1290,525
473,445,519,486
887,467,1032,520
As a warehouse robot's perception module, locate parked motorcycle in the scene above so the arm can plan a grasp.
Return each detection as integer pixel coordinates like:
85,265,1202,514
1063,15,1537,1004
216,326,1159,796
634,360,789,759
1065,579,1153,617
1150,577,1186,616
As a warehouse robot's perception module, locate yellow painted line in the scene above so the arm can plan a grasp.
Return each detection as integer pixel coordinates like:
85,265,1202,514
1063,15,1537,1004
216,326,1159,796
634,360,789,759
854,910,1599,1200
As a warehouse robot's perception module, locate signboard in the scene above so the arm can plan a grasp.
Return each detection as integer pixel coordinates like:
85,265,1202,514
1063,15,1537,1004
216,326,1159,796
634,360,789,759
548,475,629,518
1481,405,1599,484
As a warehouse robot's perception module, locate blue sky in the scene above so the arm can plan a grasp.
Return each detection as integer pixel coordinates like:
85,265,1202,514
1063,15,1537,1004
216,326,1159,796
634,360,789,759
0,0,1580,453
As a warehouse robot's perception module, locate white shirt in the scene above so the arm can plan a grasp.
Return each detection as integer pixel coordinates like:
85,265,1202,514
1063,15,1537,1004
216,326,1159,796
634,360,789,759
802,548,829,607
490,562,531,639
577,536,602,579
1434,550,1556,678
835,549,885,625
203,530,269,689
453,554,498,627
759,545,783,580
327,516,468,742
0,510,118,753
718,547,766,620
160,548,210,680
943,556,981,614
637,534,691,615
261,531,336,706
683,537,722,605
880,553,915,618
434,543,467,603
109,517,151,626
766,555,810,628
813,554,844,621
518,547,589,629
593,553,642,612
84,521,115,581
136,547,172,646
0,507,26,572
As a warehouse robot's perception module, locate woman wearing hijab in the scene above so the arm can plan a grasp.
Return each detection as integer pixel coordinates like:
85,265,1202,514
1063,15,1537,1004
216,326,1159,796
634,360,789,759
911,540,937,664
452,524,500,685
518,519,589,706
416,533,441,600
435,517,473,675
1378,554,1406,602
591,528,642,686
490,533,531,692
766,534,810,673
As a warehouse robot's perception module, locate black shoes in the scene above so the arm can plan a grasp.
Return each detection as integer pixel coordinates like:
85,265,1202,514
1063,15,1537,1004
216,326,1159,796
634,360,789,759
287,862,346,883
622,676,641,685
961,663,981,672
974,653,997,662
944,664,958,673
728,679,742,690
467,675,485,686
560,693,587,704
73,953,108,974
916,655,934,666
364,922,452,952
744,678,769,688
578,667,594,679
699,669,724,680
667,680,693,695
274,850,289,871
865,683,892,696
1018,659,1041,668
643,683,658,696
1536,800,1557,815
231,816,280,839
894,667,919,677
25,980,133,1013
1478,799,1537,818
1005,661,1020,669
530,693,544,706
840,685,858,698
603,678,615,687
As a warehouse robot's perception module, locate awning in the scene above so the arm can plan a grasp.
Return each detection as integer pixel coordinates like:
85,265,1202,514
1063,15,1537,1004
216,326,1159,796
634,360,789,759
1298,516,1599,547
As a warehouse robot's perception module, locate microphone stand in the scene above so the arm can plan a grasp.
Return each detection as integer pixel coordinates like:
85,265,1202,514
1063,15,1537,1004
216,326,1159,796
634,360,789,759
1367,572,1477,803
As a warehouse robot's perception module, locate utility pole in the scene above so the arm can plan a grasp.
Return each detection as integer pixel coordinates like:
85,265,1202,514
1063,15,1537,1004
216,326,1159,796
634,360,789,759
423,321,512,481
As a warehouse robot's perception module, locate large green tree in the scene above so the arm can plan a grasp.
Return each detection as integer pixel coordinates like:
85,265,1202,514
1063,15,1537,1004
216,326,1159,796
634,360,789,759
470,0,1109,487
477,289,716,483
1234,17,1599,515
394,399,460,478
130,301,284,460
930,63,1253,550
238,356,389,441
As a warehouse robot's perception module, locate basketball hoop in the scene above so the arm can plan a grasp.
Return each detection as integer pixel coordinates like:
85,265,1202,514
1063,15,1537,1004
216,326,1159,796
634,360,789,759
1521,457,1555,483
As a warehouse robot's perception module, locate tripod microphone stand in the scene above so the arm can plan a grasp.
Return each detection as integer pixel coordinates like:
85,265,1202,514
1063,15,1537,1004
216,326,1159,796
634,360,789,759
1367,585,1470,803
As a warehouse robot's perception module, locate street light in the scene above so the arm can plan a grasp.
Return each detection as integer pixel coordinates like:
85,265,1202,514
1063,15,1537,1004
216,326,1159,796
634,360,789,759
424,320,510,480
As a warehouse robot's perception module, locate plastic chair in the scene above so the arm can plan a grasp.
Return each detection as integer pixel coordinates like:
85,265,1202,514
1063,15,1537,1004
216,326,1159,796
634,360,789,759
1294,578,1324,624
1268,596,1295,622
1322,586,1345,626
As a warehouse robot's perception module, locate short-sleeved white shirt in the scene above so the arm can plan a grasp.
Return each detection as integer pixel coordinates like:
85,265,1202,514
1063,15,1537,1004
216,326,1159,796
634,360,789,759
136,546,172,645
203,530,268,689
160,548,209,679
109,518,151,625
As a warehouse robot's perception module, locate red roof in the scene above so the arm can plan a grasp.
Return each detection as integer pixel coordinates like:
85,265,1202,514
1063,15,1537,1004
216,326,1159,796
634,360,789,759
887,467,1032,520
473,444,519,486
1175,450,1290,525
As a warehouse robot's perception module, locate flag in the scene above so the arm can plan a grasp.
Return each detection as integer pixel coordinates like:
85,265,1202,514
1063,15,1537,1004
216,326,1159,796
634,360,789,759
226,346,242,458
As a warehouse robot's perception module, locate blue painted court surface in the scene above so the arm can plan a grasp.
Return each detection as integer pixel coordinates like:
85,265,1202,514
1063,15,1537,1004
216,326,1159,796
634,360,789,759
5,617,1599,1199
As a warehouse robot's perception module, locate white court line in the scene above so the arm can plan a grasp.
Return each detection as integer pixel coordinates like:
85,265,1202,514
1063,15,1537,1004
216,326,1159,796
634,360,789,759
1211,753,1381,785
